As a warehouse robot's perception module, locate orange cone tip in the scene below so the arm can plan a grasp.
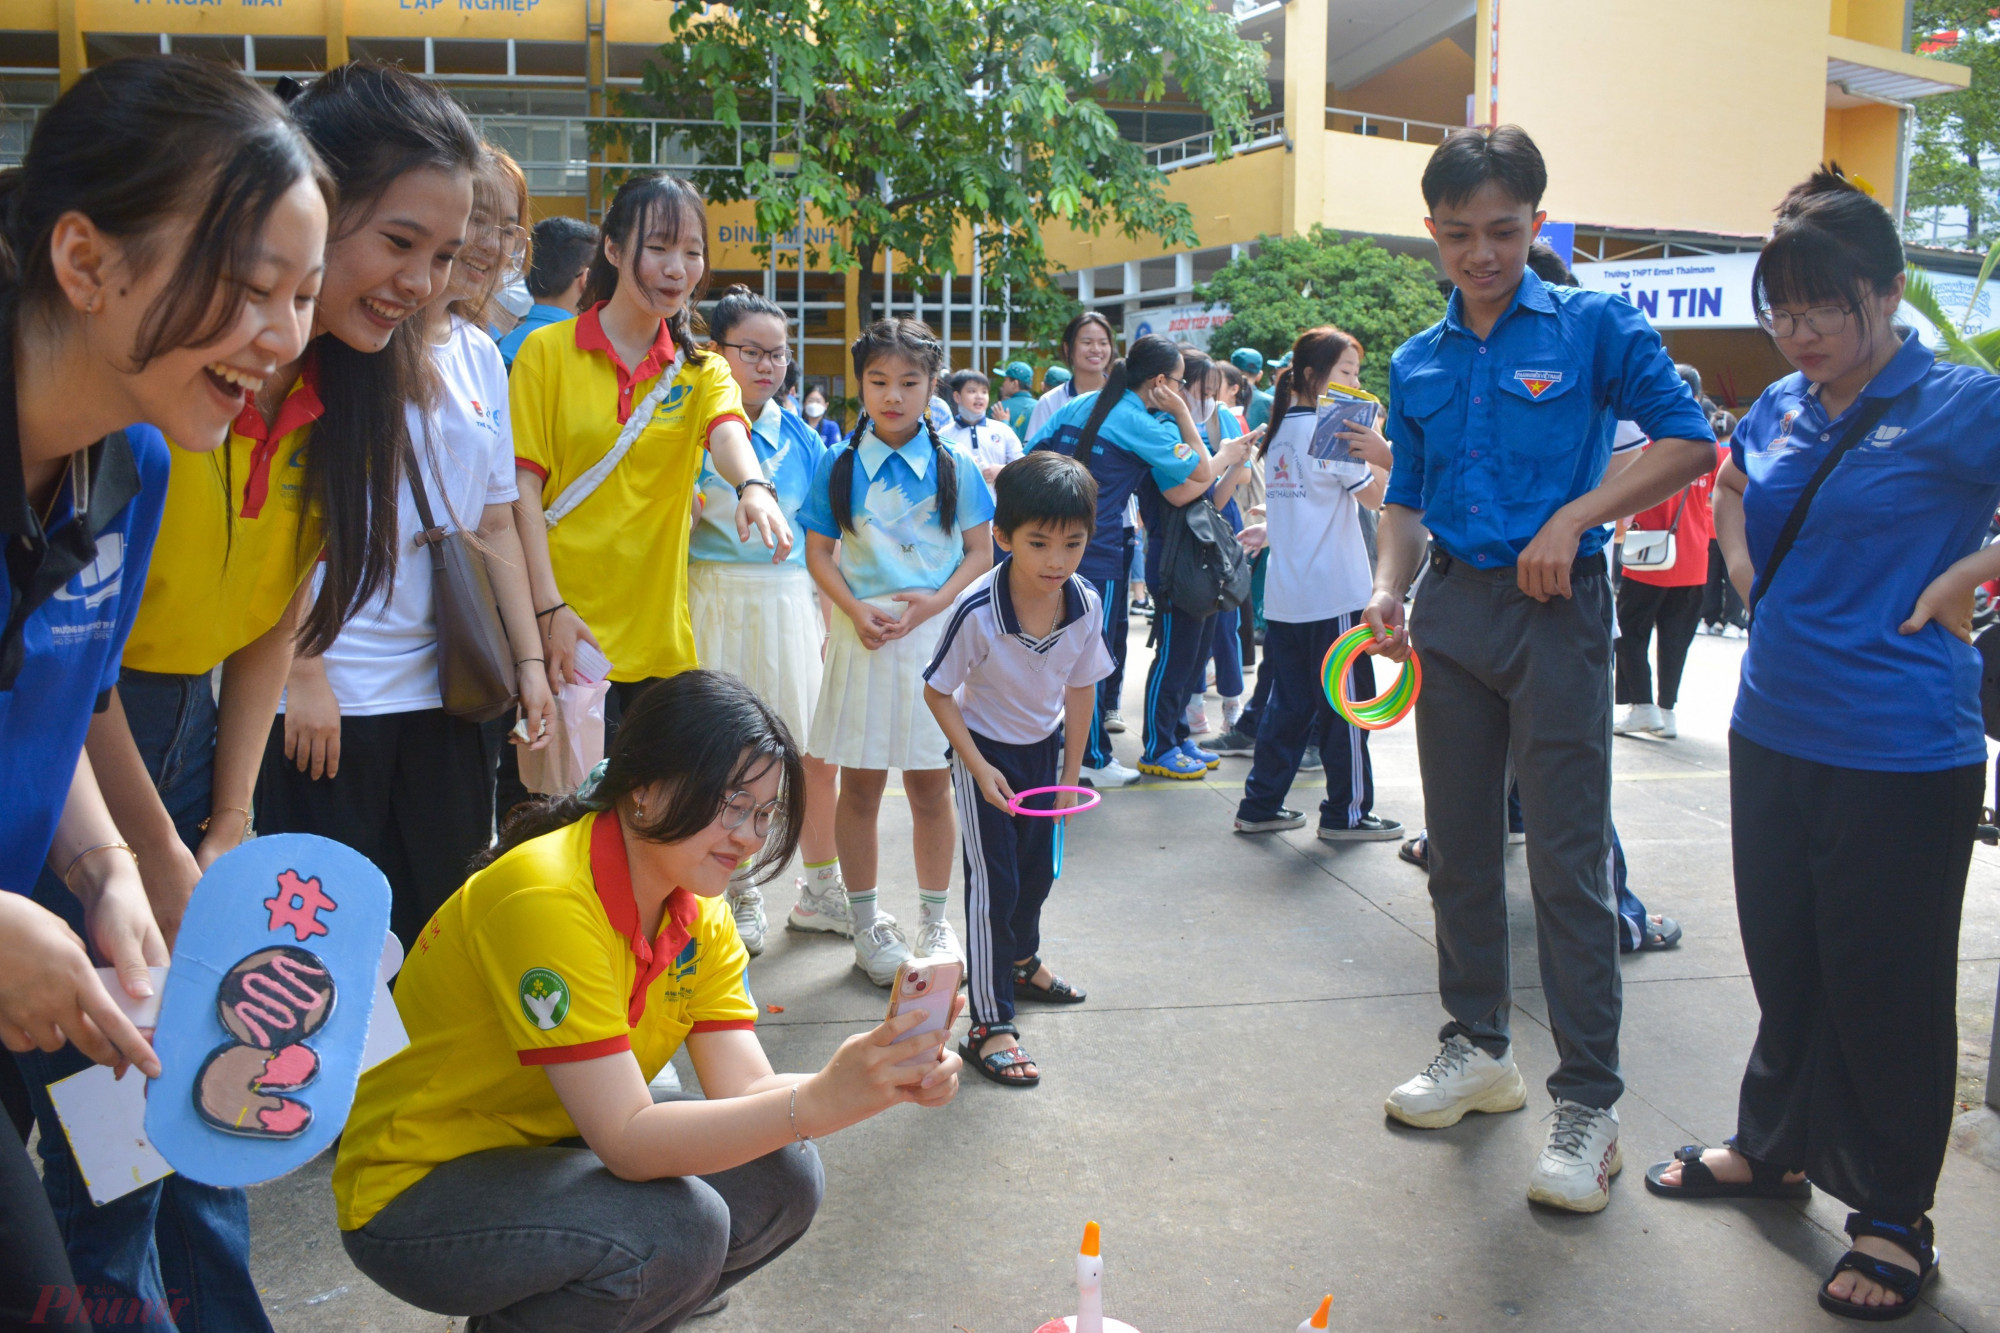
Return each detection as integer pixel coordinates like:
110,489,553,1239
1309,1295,1332,1327
1080,1221,1100,1257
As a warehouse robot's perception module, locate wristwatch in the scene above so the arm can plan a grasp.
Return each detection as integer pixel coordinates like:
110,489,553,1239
735,477,778,501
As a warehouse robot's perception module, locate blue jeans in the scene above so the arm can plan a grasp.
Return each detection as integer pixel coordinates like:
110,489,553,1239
17,668,272,1332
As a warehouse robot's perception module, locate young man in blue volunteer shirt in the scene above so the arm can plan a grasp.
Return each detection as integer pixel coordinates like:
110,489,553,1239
497,216,598,369
1362,125,1716,1214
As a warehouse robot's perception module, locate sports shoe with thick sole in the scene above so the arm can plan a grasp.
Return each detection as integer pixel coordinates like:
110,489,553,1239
725,882,767,956
914,914,965,968
1138,750,1207,780
1209,727,1258,757
1385,1035,1529,1129
1527,1102,1623,1213
853,914,915,987
786,875,855,937
1235,807,1306,833
1080,760,1143,787
1104,710,1127,734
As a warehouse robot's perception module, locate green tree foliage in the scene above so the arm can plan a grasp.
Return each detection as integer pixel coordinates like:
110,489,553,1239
1907,3,2000,245
1197,228,1447,401
621,0,1269,331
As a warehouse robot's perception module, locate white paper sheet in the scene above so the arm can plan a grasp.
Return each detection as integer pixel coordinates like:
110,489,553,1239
46,1063,174,1206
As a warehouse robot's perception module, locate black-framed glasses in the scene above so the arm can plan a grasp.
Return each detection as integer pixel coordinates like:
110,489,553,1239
718,790,782,838
718,341,791,368
1757,304,1854,338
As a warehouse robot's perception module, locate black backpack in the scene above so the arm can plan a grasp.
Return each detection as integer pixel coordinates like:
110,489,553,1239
1155,494,1252,619
1977,622,2000,741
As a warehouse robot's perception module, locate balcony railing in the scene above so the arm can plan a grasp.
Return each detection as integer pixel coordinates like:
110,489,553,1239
1143,110,1285,174
469,114,782,196
1325,106,1462,147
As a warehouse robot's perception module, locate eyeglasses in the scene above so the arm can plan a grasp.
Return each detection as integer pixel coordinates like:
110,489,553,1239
718,790,782,838
469,220,529,255
1757,304,1853,338
718,341,791,368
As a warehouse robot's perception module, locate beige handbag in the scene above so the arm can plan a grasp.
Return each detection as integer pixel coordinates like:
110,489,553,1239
404,445,518,723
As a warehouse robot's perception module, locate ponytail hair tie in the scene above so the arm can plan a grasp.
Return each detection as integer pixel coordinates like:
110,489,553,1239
575,759,612,810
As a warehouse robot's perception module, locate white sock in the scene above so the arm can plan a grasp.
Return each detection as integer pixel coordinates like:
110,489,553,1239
805,857,840,889
847,887,879,930
918,890,948,924
1222,695,1242,728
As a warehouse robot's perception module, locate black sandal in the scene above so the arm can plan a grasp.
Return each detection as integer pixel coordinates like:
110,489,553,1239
1399,833,1428,871
1012,956,1087,1004
1817,1214,1937,1322
960,1022,1040,1088
1644,1139,1810,1199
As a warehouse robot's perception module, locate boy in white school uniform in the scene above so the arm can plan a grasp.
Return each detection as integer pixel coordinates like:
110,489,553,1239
939,368,1025,484
924,453,1112,1089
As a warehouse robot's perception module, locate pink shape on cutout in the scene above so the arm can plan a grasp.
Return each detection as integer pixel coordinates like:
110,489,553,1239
264,870,337,942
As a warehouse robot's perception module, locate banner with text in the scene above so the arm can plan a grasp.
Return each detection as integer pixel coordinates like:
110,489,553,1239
1572,253,1760,329
1125,303,1232,352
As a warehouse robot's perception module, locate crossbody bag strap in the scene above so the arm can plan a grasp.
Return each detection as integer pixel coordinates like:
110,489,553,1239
1747,394,1897,614
401,436,447,552
543,348,687,531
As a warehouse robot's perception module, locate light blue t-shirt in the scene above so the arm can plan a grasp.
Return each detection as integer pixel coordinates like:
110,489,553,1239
690,399,826,566
1028,388,1199,582
799,427,995,600
1731,330,2000,772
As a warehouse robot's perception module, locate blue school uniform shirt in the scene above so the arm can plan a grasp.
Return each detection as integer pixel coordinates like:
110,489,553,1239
1028,389,1201,583
690,399,825,567
497,303,576,369
1383,270,1714,569
0,424,170,893
1731,330,2000,772
799,427,994,601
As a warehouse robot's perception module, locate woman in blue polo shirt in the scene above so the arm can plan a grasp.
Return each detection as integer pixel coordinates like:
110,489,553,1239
1646,169,2000,1321
1028,334,1220,781
689,286,833,955
0,56,329,1323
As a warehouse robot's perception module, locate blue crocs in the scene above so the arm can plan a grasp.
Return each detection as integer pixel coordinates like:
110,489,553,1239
1179,739,1221,770
1138,748,1208,780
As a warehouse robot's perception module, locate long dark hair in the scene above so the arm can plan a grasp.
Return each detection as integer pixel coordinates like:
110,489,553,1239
287,61,482,657
829,318,957,537
580,173,713,364
0,55,328,362
1073,333,1183,459
1264,327,1358,457
1058,310,1118,367
1753,165,1904,335
707,282,785,345
475,670,805,884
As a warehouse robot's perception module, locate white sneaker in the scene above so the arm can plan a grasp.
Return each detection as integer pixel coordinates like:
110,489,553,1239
1652,709,1677,739
1613,703,1661,736
1527,1101,1623,1213
1104,709,1127,734
1384,1035,1528,1129
914,912,964,967
786,875,854,937
853,914,914,986
725,882,767,956
1080,760,1142,788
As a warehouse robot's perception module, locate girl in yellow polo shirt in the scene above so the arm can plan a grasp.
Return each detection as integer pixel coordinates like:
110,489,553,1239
334,669,962,1329
510,173,791,724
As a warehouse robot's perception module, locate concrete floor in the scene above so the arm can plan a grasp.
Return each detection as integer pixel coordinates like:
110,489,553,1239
244,621,2000,1333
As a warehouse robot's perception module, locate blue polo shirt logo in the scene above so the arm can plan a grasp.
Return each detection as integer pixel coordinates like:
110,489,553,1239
1864,424,1906,448
51,533,124,613
1513,369,1563,398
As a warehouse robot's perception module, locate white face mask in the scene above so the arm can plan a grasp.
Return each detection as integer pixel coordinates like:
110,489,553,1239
803,401,825,418
1187,394,1216,425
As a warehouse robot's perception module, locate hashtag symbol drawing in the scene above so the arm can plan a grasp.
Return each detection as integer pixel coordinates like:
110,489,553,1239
264,870,338,942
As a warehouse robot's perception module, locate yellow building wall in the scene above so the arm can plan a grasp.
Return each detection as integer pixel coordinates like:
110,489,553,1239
1494,0,1829,236
1042,144,1284,272
1822,103,1901,197
1321,133,1434,241
1332,37,1473,129
1830,0,1906,48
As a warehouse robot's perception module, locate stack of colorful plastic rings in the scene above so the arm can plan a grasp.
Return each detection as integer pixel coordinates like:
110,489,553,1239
1320,624,1421,730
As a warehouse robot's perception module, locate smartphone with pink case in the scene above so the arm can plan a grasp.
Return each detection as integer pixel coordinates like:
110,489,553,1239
885,957,962,1067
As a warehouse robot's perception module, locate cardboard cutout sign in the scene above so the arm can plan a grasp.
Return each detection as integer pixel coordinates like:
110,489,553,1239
146,835,390,1187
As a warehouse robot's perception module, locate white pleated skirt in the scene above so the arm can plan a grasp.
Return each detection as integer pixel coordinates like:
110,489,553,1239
689,561,824,746
807,595,949,771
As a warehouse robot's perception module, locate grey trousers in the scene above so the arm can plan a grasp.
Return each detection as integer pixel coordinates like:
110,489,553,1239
1409,557,1623,1108
341,1091,824,1333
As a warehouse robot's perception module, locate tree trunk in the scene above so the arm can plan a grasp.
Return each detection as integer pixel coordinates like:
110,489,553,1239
1968,145,1981,244
853,240,880,333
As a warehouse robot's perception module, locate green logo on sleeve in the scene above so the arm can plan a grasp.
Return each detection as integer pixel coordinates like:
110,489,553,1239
519,968,571,1030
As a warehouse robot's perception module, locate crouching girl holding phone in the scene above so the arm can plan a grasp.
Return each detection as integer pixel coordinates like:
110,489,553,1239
333,670,961,1331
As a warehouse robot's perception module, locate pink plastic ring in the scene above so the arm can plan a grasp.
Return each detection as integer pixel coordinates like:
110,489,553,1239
1005,785,1102,817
